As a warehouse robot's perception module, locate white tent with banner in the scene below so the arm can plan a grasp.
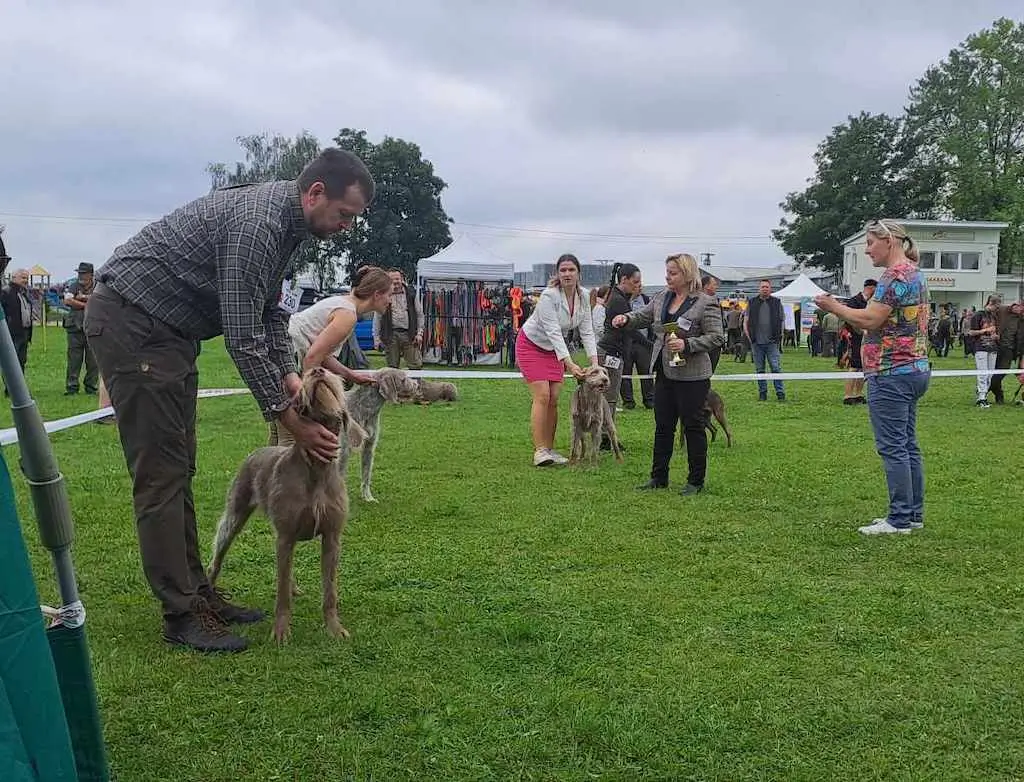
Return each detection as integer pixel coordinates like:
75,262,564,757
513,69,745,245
416,235,516,366
773,273,829,344
772,273,829,300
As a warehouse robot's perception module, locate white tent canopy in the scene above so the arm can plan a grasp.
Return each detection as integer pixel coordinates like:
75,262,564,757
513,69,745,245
416,234,515,283
773,273,829,300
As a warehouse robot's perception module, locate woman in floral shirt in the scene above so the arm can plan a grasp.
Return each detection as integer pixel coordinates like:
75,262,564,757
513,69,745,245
814,220,930,536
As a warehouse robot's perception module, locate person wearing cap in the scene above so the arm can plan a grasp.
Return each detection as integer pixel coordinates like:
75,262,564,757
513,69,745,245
63,262,99,395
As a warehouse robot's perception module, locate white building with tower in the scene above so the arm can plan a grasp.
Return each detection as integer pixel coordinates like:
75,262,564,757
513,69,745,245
841,219,1017,310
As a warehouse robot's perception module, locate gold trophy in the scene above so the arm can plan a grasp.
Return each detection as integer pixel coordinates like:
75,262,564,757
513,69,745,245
662,322,686,366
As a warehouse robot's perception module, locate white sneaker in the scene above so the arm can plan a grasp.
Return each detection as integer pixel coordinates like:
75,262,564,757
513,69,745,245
547,450,569,465
859,519,912,535
533,448,555,467
873,517,923,530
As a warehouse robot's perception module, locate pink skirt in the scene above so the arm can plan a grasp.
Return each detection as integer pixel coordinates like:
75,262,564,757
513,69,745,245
516,330,565,383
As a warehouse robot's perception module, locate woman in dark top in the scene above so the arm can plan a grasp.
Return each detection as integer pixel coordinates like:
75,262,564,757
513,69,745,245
612,253,725,495
596,263,642,438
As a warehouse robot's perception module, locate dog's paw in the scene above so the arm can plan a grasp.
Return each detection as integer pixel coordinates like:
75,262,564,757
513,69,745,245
272,618,292,646
326,619,351,640
361,491,378,503
290,582,303,597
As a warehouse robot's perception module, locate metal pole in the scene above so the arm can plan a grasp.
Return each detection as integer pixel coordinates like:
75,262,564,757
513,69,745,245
0,245,81,618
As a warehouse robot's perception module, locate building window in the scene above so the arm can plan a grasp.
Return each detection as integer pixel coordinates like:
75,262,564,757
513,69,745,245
920,251,936,269
960,252,980,271
940,252,958,270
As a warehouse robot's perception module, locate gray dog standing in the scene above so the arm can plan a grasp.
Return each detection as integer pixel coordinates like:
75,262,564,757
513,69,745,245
207,367,367,645
569,365,624,466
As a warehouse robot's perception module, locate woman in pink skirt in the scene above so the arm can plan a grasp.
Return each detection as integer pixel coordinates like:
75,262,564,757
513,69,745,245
516,254,599,466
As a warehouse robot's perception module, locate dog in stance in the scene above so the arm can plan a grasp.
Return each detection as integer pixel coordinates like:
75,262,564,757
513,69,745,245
702,388,733,447
569,365,624,466
207,367,367,645
341,367,421,502
414,379,459,404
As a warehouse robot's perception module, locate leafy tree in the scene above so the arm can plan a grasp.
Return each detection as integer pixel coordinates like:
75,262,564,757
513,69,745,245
330,128,452,284
207,128,453,288
772,112,938,272
206,131,343,289
905,17,1024,272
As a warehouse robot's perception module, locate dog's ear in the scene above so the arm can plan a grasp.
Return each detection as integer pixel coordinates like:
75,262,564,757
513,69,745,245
379,373,401,403
343,412,368,450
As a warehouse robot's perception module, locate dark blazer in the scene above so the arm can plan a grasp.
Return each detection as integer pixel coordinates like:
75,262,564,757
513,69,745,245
745,294,784,345
0,284,32,342
621,290,725,381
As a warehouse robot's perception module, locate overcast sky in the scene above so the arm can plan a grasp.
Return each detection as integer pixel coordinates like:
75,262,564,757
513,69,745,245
1,1,1019,283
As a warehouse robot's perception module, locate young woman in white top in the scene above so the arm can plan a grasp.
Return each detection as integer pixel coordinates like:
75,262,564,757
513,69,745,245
270,266,392,444
515,254,599,466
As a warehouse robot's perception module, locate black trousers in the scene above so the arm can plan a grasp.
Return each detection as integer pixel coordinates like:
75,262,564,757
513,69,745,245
66,328,99,392
620,339,654,406
990,347,1016,402
651,371,710,487
84,285,207,620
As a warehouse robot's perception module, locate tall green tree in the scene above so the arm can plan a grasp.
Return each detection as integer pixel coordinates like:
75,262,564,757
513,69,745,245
330,128,453,284
206,131,343,290
905,17,1024,272
772,112,938,272
207,128,453,288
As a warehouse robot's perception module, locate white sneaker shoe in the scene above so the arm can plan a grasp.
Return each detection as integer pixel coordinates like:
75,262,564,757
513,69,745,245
872,517,923,530
859,519,912,535
547,450,569,465
533,448,555,467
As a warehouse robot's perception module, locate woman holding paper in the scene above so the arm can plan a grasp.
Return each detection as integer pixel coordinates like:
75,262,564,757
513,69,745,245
611,253,725,495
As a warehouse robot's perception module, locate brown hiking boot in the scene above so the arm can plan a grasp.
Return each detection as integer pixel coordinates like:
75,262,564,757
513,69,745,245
163,598,248,653
201,585,265,625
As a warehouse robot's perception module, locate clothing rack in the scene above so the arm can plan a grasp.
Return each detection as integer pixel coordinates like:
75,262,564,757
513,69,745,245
419,278,517,367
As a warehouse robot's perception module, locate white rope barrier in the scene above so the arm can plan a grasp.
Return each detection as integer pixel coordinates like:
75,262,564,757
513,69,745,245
0,369,1019,447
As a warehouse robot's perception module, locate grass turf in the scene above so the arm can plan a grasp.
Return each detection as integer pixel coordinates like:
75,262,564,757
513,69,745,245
4,329,1023,781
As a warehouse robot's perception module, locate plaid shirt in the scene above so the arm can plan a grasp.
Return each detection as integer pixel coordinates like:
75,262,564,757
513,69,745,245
97,180,309,419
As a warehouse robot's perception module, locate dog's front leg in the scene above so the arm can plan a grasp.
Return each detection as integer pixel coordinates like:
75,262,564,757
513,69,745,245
272,535,297,645
589,425,602,468
569,420,583,465
360,435,378,502
320,526,350,640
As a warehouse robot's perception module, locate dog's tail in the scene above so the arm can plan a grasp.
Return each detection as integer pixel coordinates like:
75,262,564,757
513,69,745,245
206,465,258,586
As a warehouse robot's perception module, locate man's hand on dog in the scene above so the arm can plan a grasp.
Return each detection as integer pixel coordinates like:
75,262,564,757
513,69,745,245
279,407,339,463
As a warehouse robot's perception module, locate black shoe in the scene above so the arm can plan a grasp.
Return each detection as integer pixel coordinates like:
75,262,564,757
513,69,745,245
777,395,786,402
636,479,668,490
842,397,855,405
623,400,636,410
758,395,767,402
163,600,248,653
64,389,79,396
201,586,265,625
680,483,704,496
643,402,655,410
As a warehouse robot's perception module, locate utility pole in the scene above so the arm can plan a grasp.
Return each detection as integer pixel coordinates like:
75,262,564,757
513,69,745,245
700,251,715,267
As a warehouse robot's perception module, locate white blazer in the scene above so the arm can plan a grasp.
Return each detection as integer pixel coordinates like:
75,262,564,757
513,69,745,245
520,285,597,361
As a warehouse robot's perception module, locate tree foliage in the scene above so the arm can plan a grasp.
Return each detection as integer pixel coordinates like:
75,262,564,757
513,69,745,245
776,17,1024,274
330,128,452,284
772,113,939,271
905,17,1024,272
206,128,452,289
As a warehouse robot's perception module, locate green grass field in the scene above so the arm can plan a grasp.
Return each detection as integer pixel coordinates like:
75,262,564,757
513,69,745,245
5,328,1023,781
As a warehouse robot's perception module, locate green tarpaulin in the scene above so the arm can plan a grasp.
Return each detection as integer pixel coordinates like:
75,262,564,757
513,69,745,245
0,449,79,780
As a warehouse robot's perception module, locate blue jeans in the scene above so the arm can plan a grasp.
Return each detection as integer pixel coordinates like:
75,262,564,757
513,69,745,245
866,372,930,528
752,342,785,398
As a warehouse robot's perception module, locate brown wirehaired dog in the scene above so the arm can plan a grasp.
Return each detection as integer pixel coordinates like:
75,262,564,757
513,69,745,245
207,367,367,645
569,365,624,466
414,379,458,404
341,367,421,503
702,388,734,447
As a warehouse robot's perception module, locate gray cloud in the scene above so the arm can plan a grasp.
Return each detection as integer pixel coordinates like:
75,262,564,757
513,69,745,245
0,0,1020,281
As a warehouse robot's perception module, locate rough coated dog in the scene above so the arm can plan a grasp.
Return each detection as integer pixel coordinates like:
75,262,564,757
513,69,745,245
341,367,421,502
702,388,733,447
569,365,624,466
207,367,367,645
414,379,459,404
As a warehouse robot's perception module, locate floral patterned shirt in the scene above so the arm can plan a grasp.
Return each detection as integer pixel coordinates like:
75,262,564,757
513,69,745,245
861,260,930,376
